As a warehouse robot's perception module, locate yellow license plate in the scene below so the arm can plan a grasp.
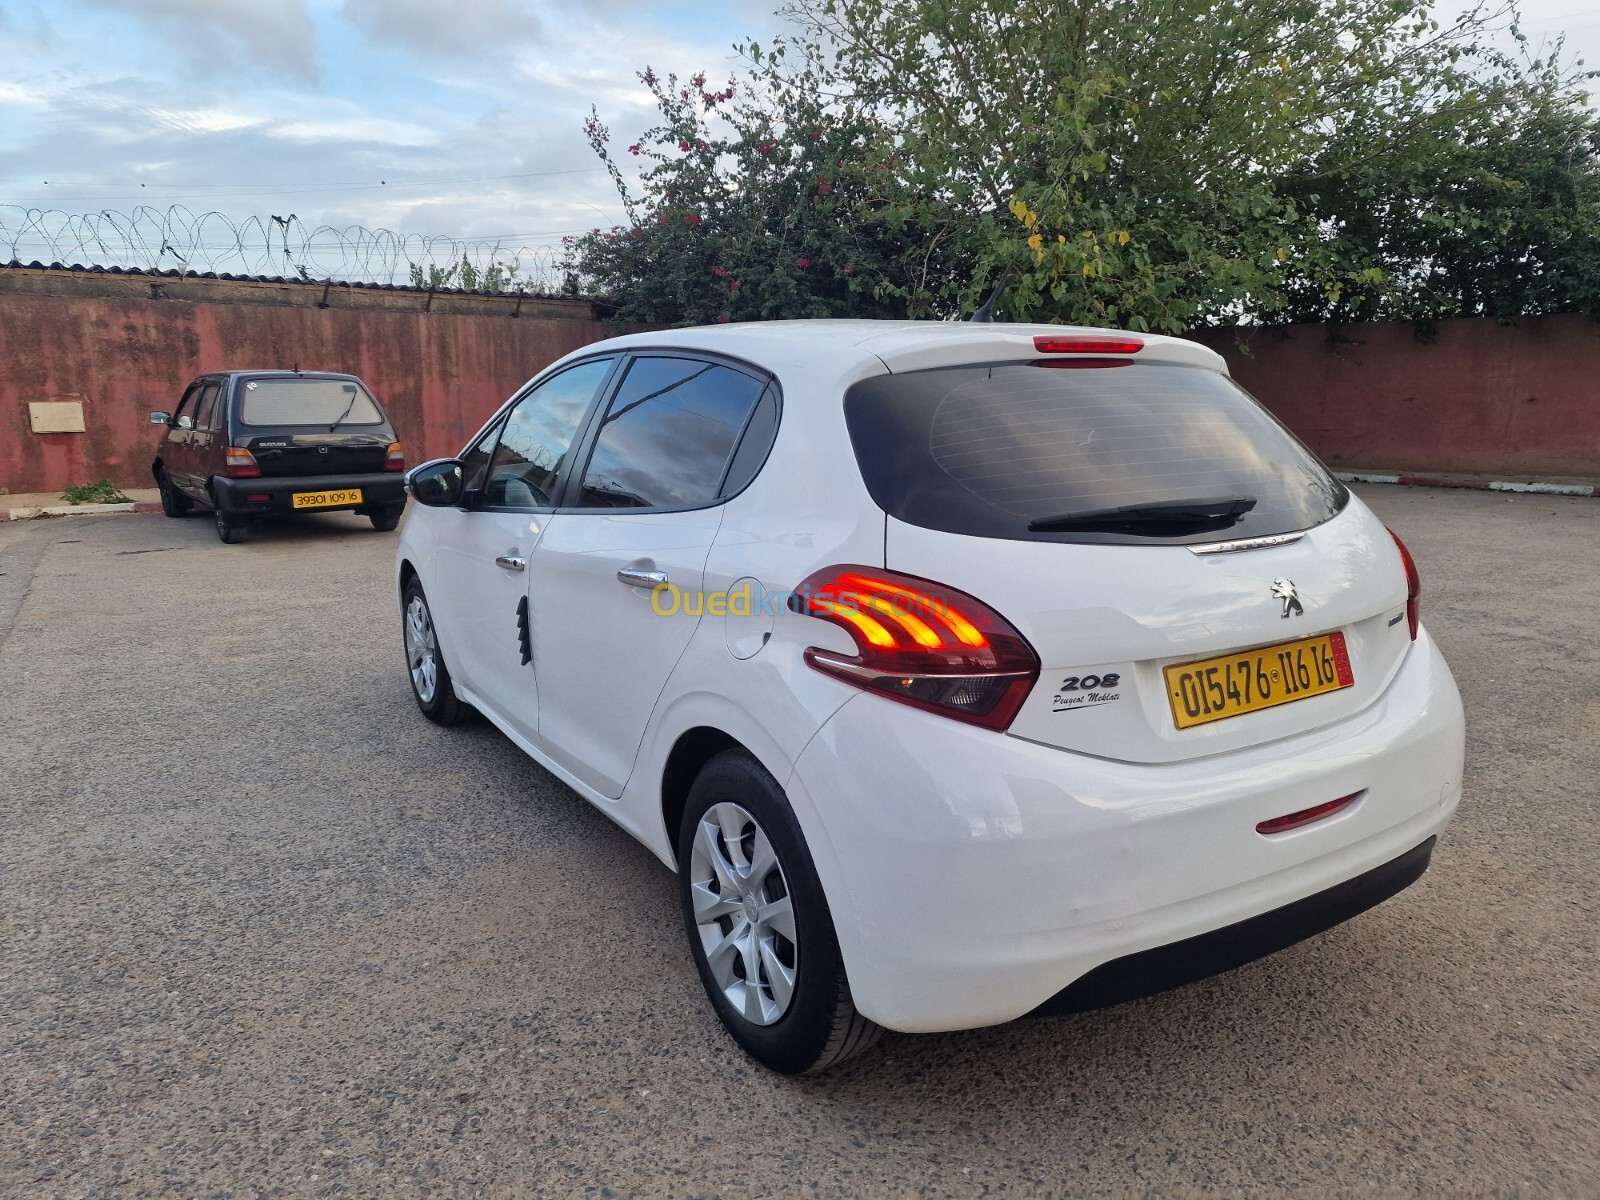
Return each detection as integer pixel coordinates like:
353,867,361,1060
292,488,363,510
1165,632,1354,729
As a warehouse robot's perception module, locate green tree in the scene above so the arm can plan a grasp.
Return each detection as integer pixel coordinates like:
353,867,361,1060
567,0,1599,330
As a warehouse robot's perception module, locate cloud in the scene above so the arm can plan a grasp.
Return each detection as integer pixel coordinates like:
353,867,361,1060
80,0,321,82
339,0,541,59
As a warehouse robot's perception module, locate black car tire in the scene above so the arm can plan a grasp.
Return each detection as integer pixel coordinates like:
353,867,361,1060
210,487,245,544
677,749,884,1074
368,506,404,532
157,469,193,517
401,578,469,725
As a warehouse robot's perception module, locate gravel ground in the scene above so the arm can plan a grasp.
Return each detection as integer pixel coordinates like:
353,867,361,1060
1,487,1596,1199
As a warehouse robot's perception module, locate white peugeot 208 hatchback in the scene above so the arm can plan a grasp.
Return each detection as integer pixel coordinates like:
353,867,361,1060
395,320,1464,1074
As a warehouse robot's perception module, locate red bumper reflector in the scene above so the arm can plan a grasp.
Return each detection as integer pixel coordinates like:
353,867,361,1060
1257,791,1363,836
245,493,271,503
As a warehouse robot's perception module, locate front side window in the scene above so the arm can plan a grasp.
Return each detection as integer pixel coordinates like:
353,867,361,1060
238,378,383,427
460,419,505,494
575,356,766,509
483,357,615,508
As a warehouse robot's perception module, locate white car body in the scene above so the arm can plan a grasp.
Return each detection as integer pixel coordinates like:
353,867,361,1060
396,320,1464,1039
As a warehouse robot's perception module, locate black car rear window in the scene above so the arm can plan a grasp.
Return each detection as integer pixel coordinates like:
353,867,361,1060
238,378,384,427
844,363,1347,546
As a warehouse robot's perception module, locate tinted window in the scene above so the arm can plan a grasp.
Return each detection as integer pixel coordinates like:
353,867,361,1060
845,363,1347,546
194,383,221,431
239,378,383,427
484,358,614,508
575,357,765,509
171,383,201,430
721,384,779,498
460,419,504,493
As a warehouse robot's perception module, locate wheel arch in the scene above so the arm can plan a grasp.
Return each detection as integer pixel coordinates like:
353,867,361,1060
660,726,743,866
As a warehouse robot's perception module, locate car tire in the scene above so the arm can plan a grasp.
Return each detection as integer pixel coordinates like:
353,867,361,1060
401,578,469,725
157,469,193,518
677,749,884,1074
368,506,403,532
210,491,245,544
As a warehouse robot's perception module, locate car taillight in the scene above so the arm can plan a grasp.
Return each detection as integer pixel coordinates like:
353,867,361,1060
1388,529,1421,640
224,447,261,478
1033,335,1144,355
384,442,406,471
790,566,1040,731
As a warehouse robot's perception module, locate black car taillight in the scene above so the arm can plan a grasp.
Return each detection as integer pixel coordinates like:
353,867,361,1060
224,447,261,478
790,566,1040,731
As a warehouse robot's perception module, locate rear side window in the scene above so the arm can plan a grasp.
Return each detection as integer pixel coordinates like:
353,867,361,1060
845,363,1347,546
238,378,383,427
574,356,767,509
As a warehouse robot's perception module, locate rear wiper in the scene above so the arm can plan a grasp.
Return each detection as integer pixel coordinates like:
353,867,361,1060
328,385,361,433
1027,495,1257,532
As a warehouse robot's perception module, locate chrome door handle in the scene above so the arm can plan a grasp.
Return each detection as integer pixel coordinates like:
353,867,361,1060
617,568,668,588
495,555,526,571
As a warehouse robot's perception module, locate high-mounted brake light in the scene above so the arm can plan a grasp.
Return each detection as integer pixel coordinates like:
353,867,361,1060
790,566,1040,731
1388,529,1421,640
224,447,261,478
384,441,406,471
1033,335,1145,355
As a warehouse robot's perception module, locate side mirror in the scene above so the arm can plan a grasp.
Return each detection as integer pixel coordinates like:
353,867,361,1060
149,411,171,425
176,414,194,430
406,458,466,508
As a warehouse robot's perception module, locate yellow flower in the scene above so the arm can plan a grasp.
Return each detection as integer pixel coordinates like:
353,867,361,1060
1116,231,1131,245
1027,232,1044,260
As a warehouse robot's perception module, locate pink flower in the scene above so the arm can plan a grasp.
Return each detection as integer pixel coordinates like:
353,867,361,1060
642,68,657,87
796,257,810,269
812,132,822,141
628,144,641,156
758,142,772,154
685,213,702,225
729,280,741,292
711,265,728,277
718,313,731,323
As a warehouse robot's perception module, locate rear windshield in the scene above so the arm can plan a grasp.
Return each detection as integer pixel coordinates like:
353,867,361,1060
237,378,385,427
844,363,1347,546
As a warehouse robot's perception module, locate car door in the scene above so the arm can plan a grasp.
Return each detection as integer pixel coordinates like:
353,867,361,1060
162,380,204,497
428,356,620,745
527,353,772,798
188,379,224,491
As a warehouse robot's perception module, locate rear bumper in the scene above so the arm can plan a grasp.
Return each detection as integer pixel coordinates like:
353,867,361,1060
785,626,1464,1033
1031,835,1435,1015
212,472,406,516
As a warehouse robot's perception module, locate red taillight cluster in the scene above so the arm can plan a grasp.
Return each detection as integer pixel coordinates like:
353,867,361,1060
1388,529,1421,640
384,442,406,472
791,566,1040,730
1033,335,1144,355
223,447,261,478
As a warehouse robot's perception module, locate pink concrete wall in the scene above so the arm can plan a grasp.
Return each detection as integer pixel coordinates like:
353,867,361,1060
1191,315,1600,478
3,286,1597,494
0,288,609,495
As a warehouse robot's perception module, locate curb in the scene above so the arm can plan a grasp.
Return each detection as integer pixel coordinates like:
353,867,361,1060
1336,472,1600,498
0,501,163,522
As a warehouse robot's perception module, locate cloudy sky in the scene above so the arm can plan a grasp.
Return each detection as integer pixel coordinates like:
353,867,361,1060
0,0,1594,285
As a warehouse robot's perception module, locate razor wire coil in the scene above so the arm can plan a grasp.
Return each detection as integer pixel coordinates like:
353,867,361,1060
0,205,568,292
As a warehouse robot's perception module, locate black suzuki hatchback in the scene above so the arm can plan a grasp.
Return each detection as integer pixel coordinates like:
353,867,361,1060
150,370,407,544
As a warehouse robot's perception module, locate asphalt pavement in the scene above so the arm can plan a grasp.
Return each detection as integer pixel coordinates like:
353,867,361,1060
1,488,1596,1198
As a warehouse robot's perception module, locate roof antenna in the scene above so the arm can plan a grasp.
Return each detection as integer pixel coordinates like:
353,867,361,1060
969,262,1016,323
